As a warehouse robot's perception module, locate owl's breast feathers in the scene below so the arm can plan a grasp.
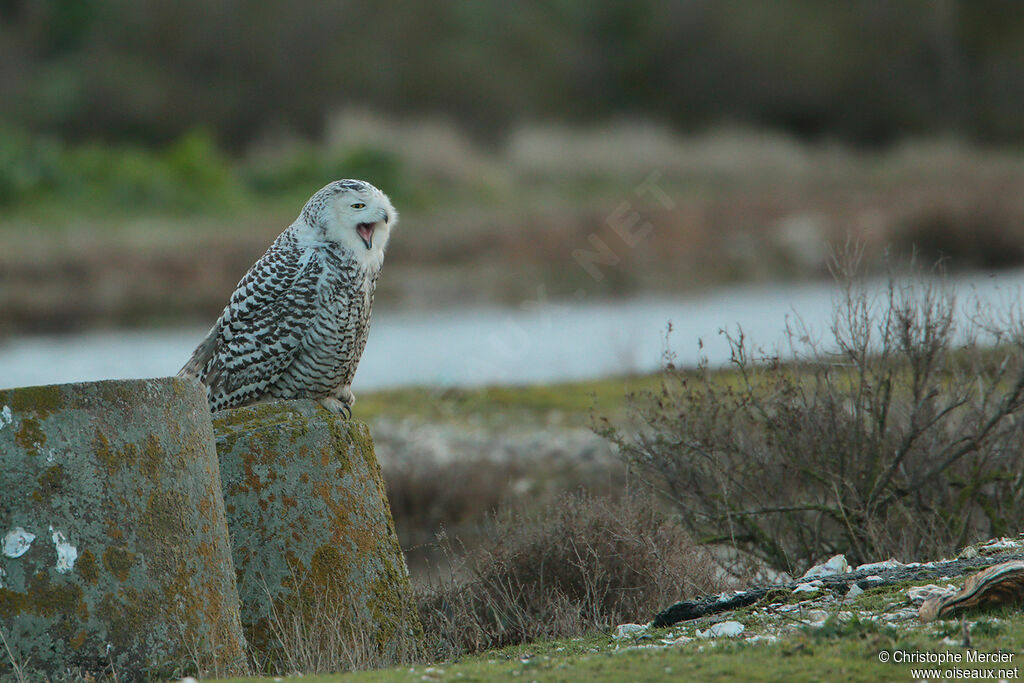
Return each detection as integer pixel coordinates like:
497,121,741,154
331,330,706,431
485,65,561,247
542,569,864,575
179,229,379,411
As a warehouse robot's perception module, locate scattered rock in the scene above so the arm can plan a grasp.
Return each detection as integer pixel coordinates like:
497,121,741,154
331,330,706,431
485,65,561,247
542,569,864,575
804,610,829,626
907,584,958,606
793,580,825,594
802,554,849,579
846,584,865,599
698,621,745,638
614,623,649,640
854,559,904,573
979,537,1024,555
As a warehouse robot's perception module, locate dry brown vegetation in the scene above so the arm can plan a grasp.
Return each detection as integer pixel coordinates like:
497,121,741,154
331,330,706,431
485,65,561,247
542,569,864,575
414,492,720,661
600,254,1024,575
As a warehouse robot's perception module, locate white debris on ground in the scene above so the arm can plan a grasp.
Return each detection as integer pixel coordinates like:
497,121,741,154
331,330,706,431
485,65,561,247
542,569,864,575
959,534,1024,559
801,554,849,579
793,580,824,594
613,623,649,640
596,536,1024,660
978,537,1024,554
697,621,745,638
906,584,959,606
854,558,904,573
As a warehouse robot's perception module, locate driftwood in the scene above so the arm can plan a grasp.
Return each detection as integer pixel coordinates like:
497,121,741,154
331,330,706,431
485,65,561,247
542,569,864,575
652,551,1024,628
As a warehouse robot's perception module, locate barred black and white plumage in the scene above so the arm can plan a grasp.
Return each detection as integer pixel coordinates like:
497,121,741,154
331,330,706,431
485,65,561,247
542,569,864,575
179,179,397,415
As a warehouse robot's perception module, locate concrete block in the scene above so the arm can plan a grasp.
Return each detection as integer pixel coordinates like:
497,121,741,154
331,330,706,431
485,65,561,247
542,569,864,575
0,377,248,679
213,400,422,669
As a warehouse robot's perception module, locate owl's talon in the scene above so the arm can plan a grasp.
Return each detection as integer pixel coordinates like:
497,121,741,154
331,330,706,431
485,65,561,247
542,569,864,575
319,396,353,419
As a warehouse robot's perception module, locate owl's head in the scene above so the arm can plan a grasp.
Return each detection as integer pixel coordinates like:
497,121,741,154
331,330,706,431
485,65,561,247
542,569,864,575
300,179,398,266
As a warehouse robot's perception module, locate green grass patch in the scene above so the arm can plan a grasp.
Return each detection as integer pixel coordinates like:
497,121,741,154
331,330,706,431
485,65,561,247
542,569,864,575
212,611,1024,681
355,374,664,426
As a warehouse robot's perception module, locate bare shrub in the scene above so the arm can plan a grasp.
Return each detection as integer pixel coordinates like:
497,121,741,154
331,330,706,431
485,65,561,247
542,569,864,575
600,255,1024,575
416,492,720,660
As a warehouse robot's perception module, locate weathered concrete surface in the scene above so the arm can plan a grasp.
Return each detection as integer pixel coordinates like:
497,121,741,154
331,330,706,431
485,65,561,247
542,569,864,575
213,400,423,667
0,377,248,680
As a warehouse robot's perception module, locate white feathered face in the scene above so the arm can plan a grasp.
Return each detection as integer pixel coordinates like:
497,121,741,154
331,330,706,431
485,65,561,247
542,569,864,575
306,180,398,265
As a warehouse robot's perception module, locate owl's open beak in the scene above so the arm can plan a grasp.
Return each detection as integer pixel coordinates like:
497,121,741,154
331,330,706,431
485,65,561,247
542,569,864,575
356,222,375,249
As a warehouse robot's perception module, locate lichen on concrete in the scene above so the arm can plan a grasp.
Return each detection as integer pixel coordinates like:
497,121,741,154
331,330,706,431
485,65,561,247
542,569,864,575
213,399,423,668
0,376,249,680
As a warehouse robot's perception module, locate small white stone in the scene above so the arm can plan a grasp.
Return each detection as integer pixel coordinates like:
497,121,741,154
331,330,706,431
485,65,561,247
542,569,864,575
0,405,12,430
854,559,904,573
613,623,648,639
180,678,198,683
698,621,745,638
793,580,824,594
801,554,849,579
805,610,829,625
0,566,6,588
846,584,865,599
3,527,36,558
672,635,694,645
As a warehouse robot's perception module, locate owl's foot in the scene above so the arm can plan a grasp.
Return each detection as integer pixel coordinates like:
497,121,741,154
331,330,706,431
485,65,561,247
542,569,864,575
319,396,353,419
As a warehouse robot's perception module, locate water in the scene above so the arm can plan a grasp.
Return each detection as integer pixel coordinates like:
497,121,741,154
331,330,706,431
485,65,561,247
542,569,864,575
2,270,1023,391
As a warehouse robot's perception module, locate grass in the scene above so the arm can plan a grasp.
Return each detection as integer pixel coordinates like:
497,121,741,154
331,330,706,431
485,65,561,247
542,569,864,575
208,598,1024,682
354,374,663,427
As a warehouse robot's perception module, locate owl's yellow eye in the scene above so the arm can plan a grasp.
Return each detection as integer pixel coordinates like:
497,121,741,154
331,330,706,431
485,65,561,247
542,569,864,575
350,202,366,209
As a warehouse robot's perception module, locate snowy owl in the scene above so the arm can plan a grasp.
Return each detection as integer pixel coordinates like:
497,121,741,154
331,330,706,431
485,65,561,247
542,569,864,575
178,179,397,416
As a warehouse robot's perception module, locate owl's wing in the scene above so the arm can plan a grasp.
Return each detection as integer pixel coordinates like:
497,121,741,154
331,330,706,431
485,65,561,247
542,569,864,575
181,239,321,406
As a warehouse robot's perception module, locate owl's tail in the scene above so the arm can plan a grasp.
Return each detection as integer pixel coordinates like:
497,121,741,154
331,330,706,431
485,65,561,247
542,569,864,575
178,323,219,381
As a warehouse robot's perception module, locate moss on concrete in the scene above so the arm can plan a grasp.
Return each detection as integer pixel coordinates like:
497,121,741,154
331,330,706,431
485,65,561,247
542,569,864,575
213,400,423,669
0,377,249,680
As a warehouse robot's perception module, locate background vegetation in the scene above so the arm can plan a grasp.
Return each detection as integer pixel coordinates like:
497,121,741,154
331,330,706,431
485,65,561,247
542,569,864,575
3,1,1024,149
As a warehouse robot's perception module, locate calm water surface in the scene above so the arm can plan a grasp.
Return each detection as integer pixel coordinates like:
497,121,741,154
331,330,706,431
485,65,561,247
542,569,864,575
2,270,1022,391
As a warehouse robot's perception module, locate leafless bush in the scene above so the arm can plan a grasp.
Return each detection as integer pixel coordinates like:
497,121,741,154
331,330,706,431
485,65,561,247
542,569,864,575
415,492,720,660
600,255,1024,575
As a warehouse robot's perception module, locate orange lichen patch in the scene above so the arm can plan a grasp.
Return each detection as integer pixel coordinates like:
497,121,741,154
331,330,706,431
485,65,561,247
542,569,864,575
77,549,100,585
103,546,135,583
0,570,89,634
70,630,88,650
92,429,118,474
32,464,64,502
104,518,125,542
6,384,62,418
15,416,46,456
0,588,29,619
140,435,163,479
